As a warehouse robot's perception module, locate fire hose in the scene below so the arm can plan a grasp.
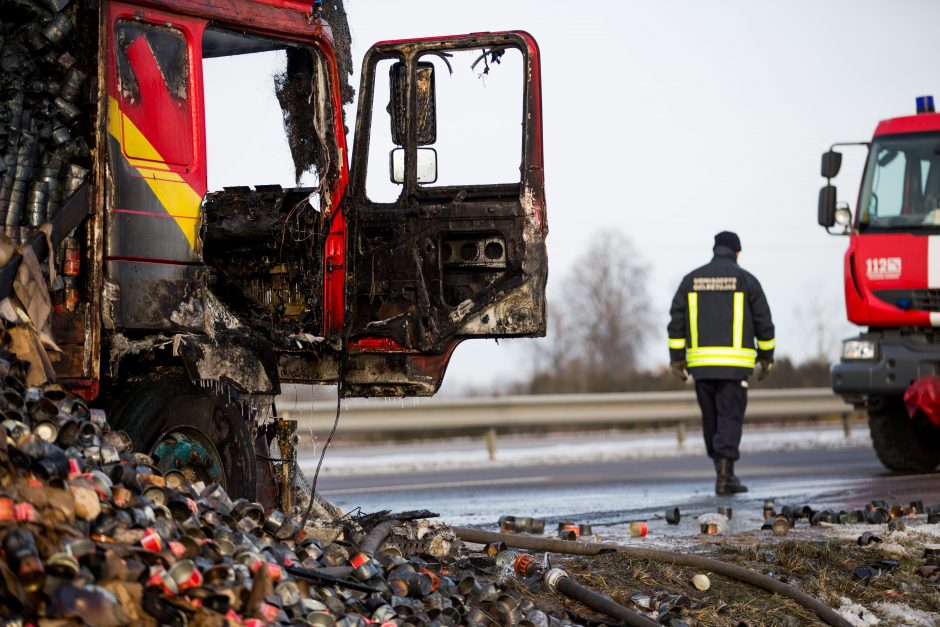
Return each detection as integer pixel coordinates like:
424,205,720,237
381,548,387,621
454,527,852,627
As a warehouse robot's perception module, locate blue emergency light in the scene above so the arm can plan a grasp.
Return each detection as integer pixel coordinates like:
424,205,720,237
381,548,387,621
916,95,935,114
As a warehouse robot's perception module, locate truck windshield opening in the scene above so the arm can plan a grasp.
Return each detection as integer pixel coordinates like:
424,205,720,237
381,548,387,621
859,132,940,232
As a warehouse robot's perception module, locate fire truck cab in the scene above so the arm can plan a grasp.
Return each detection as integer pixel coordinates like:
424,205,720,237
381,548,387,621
819,96,940,472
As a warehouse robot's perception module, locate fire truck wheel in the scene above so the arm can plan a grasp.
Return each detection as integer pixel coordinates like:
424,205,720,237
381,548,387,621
106,373,263,502
868,396,940,472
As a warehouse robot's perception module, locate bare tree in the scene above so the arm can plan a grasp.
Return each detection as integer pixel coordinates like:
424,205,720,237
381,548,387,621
528,230,652,393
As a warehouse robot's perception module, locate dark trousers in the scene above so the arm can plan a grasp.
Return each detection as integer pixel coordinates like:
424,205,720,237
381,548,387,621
694,379,748,461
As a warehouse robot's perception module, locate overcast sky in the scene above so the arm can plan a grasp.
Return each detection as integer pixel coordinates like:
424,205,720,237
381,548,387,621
207,0,940,395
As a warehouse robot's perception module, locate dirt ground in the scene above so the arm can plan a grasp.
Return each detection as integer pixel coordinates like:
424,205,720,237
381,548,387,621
501,523,940,626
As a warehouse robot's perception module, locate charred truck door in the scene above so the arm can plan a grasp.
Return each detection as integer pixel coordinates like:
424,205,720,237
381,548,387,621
342,32,548,396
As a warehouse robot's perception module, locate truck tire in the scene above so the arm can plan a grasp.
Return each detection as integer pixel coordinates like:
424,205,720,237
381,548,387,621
106,372,269,503
868,396,940,472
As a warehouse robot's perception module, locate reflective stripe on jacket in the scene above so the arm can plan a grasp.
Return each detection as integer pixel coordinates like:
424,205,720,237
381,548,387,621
667,246,775,380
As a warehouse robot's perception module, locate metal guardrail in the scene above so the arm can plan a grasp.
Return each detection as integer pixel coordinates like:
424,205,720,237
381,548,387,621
279,387,854,434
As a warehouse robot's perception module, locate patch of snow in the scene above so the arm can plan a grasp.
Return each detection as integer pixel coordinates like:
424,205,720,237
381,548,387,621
837,597,880,627
303,423,871,475
872,602,938,627
828,522,940,557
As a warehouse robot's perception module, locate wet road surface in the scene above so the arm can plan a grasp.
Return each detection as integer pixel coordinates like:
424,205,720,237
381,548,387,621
315,445,940,540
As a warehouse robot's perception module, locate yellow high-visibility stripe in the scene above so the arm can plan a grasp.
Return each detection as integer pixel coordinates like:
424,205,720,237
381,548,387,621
107,96,202,249
687,347,757,358
688,292,699,349
687,345,757,369
687,357,756,368
757,338,776,351
668,338,686,350
732,291,744,349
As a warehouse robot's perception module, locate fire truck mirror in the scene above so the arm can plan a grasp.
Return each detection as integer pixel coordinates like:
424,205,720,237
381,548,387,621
821,150,843,179
818,184,837,227
389,61,437,146
390,147,438,184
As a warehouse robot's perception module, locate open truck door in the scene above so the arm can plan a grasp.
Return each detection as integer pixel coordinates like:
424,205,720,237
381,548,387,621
342,32,547,396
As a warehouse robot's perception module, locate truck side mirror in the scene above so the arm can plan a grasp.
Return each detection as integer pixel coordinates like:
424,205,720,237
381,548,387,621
821,150,842,179
818,185,837,227
390,147,437,184
389,61,436,146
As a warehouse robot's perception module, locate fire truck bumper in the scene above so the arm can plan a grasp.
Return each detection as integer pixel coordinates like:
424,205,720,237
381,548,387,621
831,331,940,401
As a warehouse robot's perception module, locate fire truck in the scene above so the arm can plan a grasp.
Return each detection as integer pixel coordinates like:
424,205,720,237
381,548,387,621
819,96,940,472
0,0,548,505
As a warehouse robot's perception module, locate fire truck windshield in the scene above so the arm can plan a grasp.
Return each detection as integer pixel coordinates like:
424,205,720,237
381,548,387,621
859,132,940,232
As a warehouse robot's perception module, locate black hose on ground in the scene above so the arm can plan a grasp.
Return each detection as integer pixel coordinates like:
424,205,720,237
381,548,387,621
544,567,660,627
454,527,852,627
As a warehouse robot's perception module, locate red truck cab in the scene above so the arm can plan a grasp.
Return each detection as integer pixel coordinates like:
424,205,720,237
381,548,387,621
820,96,940,471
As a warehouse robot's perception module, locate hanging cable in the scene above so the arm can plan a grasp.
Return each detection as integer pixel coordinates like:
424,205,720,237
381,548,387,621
298,377,342,530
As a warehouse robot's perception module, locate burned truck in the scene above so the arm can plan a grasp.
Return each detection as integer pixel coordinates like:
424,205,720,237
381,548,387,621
0,0,548,506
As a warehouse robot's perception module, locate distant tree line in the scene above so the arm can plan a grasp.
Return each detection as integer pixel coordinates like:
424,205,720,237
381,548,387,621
506,230,832,395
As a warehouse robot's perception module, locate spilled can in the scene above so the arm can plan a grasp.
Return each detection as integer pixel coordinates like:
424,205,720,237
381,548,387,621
628,521,648,537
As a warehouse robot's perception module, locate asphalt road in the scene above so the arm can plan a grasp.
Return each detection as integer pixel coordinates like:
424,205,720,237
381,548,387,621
315,446,940,539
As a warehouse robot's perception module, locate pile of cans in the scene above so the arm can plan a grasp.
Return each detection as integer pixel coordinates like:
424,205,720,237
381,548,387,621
758,499,936,536
0,0,89,245
0,340,586,626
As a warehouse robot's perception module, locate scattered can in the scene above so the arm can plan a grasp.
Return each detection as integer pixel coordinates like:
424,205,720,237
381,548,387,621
628,521,648,537
691,574,710,591
665,507,681,525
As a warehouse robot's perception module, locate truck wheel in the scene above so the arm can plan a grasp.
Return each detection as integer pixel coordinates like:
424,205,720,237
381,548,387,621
106,372,270,503
868,396,940,472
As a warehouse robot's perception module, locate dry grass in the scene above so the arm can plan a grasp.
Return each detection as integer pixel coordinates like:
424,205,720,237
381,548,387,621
511,531,940,626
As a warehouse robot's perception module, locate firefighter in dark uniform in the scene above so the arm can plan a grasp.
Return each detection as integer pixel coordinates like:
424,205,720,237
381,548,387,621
667,231,775,495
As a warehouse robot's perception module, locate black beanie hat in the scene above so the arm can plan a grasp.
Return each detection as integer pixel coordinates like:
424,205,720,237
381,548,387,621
714,231,741,252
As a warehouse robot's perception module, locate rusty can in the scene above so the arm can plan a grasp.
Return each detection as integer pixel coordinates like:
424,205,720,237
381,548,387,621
628,521,648,537
63,275,78,312
46,552,79,579
63,237,80,276
168,559,203,590
700,522,720,535
498,515,517,534
140,528,163,552
419,568,442,591
14,503,37,522
5,528,44,592
32,419,58,443
523,516,545,534
0,496,14,521
868,507,890,524
772,516,790,536
889,504,904,520
557,521,579,540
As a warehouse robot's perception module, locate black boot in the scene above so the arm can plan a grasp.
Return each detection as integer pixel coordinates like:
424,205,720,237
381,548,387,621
716,458,748,495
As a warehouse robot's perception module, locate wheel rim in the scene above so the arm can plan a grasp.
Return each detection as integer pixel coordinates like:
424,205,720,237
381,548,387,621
151,427,227,488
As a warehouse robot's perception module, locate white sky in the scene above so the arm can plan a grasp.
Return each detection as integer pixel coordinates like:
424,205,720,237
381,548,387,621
207,0,940,395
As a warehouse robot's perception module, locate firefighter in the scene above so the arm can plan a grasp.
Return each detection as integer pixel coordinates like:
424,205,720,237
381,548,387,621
667,231,775,496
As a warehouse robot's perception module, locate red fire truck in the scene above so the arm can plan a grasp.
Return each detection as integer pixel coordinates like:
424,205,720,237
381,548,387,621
819,95,940,472
0,0,547,505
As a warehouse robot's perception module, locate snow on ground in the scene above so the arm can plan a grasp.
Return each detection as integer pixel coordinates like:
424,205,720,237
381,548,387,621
299,421,871,475
872,602,938,627
837,597,881,626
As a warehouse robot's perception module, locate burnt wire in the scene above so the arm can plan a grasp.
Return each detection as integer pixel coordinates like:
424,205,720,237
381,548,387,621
298,377,343,530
